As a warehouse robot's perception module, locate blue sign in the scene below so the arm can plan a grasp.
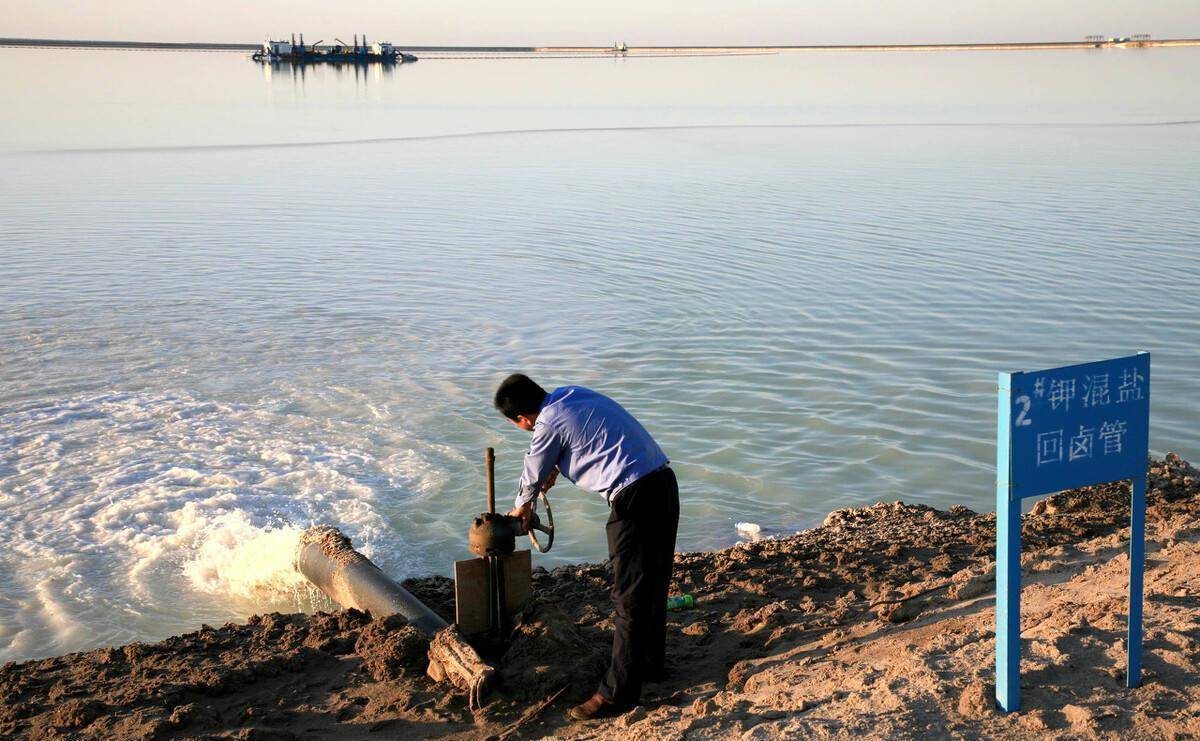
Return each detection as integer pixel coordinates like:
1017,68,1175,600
1007,354,1150,499
995,352,1150,713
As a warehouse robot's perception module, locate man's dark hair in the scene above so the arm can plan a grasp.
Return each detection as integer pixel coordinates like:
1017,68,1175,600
494,374,547,421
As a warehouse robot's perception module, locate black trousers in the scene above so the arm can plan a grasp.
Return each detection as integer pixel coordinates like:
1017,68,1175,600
598,466,679,705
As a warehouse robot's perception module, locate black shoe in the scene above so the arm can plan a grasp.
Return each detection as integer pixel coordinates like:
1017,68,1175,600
567,693,630,721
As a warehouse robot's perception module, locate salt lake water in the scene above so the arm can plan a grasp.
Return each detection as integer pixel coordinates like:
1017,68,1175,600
1,46,1198,661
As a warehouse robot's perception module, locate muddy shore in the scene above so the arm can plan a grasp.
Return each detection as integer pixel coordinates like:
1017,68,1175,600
3,454,1198,740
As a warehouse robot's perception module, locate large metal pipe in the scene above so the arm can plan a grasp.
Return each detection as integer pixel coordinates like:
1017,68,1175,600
296,525,448,636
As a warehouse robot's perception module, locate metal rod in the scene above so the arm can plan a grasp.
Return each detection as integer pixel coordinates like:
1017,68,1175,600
486,555,497,636
494,555,508,638
486,447,496,514
485,554,508,638
494,556,508,633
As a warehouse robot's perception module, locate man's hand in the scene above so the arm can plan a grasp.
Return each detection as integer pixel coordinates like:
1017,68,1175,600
508,501,535,531
509,468,556,531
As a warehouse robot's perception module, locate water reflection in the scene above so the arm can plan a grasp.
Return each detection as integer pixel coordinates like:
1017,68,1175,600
258,57,409,87
2,47,1198,153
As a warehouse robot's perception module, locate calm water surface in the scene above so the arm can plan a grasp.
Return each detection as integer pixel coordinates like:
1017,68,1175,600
1,47,1198,661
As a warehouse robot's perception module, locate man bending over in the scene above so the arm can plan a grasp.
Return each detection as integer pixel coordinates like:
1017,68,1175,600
494,374,679,720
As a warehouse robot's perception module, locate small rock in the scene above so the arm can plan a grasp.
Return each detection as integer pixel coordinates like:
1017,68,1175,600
957,682,991,718
1062,703,1095,731
930,554,954,574
620,706,647,726
876,597,922,623
742,722,782,740
1020,709,1050,730
167,703,196,728
233,728,297,741
48,699,103,729
354,616,428,681
682,619,711,638
948,567,995,601
692,697,717,717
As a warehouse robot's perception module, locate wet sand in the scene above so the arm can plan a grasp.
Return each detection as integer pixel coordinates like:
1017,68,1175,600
3,453,1198,739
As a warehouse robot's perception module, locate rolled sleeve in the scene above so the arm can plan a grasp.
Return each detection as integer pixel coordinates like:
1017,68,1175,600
515,421,562,509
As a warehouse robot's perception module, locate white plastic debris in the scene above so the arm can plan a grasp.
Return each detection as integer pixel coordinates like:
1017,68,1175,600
735,522,762,540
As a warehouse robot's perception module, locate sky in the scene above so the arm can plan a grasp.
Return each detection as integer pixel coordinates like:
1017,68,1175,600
4,0,1199,46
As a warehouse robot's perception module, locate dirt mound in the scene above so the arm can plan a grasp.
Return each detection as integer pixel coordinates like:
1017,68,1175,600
354,615,429,682
2,454,1198,739
400,575,457,624
0,608,462,740
498,601,608,704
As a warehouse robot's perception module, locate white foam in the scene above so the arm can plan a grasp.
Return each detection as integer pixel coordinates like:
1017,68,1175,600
0,389,427,661
181,510,308,600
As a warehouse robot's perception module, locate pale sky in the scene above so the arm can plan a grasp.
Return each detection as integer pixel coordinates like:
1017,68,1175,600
5,0,1199,46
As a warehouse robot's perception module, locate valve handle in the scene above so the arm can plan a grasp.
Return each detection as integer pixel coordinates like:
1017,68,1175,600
527,489,555,553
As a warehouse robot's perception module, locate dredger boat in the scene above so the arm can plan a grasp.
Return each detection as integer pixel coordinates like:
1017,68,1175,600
253,33,417,64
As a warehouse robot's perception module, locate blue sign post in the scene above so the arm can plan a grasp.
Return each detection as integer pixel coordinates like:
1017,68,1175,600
995,352,1150,713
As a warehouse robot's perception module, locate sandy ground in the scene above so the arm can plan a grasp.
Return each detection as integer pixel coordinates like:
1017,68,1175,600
2,453,1198,740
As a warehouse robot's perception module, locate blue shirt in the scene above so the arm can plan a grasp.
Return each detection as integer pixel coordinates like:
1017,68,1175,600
516,386,669,508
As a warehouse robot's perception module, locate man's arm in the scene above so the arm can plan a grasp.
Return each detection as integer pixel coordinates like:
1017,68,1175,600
514,422,563,510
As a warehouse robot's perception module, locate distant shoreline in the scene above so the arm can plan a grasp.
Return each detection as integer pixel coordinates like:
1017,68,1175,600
2,36,1199,54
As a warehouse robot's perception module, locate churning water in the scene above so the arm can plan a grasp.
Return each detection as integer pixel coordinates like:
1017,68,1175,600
1,47,1198,661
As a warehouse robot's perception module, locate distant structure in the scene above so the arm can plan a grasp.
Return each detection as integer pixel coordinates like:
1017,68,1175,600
253,32,416,64
612,41,628,55
1084,33,1152,47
